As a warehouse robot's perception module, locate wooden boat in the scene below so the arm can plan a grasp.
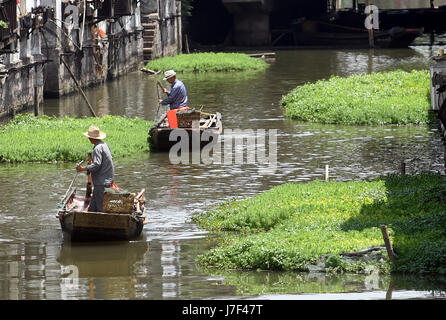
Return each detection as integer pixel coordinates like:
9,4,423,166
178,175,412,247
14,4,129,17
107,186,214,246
57,186,148,242
149,109,223,152
289,20,422,48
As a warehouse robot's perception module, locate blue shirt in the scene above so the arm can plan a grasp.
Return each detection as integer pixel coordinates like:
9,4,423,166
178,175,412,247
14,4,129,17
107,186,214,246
161,79,188,110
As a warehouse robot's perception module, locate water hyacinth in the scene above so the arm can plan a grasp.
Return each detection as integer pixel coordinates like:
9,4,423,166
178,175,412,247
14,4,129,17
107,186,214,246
0,114,153,163
281,70,432,125
193,173,446,274
146,52,269,73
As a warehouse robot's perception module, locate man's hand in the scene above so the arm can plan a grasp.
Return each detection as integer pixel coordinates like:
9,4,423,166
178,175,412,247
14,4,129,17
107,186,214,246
76,165,87,172
158,99,163,104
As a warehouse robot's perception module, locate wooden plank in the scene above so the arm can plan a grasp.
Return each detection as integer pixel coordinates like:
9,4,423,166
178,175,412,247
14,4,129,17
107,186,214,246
141,68,160,75
74,212,129,230
247,52,276,59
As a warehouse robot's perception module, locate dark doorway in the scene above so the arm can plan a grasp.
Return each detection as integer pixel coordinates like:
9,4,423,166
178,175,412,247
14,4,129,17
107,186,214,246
187,0,233,45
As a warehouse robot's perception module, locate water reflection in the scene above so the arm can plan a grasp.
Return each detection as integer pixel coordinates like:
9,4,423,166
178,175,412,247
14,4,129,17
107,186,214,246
205,270,446,300
1,47,446,299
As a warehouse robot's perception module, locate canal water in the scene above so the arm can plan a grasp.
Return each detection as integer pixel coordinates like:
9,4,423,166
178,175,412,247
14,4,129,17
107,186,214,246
2,45,446,299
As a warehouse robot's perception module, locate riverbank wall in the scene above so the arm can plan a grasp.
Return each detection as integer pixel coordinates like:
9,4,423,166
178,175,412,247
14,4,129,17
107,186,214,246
430,53,446,171
0,0,182,120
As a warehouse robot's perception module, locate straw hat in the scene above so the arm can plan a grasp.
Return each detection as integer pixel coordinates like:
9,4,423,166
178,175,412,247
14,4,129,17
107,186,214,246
83,126,106,140
163,70,176,80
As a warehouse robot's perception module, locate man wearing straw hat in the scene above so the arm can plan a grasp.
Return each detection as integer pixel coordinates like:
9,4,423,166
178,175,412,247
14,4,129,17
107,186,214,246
76,126,114,212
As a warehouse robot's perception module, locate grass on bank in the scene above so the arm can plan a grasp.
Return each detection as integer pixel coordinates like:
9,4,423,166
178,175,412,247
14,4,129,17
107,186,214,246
0,114,153,163
280,70,432,125
193,173,446,274
145,52,269,73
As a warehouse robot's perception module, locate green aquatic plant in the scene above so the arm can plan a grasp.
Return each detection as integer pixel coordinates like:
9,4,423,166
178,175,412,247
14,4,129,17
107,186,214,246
193,173,446,274
0,114,153,163
281,70,432,125
145,52,269,73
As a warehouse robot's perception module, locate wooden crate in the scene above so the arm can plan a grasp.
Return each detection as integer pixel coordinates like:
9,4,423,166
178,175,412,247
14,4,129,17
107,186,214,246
103,192,134,214
177,109,200,128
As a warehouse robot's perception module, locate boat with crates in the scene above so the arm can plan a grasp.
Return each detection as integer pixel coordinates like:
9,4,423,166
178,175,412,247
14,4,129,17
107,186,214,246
57,184,148,242
148,107,222,152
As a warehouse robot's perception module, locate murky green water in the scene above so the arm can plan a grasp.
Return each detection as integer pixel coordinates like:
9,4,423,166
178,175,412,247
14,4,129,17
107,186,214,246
2,46,446,299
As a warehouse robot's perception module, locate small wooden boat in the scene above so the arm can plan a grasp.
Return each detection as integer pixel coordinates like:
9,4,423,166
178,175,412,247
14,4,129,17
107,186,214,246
57,186,148,242
149,109,223,152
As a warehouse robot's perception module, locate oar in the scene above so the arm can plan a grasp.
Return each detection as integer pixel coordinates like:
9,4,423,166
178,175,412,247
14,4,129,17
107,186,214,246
157,80,167,95
61,159,85,209
154,81,163,121
85,152,93,200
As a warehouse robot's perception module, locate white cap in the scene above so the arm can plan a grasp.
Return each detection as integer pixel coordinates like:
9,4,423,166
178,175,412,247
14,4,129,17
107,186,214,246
163,70,176,80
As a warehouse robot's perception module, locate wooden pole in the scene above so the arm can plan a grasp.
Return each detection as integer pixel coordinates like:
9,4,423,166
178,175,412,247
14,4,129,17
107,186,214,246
386,279,395,300
60,57,97,117
400,161,406,175
185,34,190,54
325,165,329,181
367,0,375,48
33,87,39,116
380,225,396,262
157,80,166,94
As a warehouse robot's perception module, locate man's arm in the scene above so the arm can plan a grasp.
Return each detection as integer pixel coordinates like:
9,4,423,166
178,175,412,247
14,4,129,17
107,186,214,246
161,85,180,105
86,146,103,173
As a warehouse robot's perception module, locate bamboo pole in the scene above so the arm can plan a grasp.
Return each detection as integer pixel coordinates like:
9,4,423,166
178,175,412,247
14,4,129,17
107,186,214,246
60,57,97,117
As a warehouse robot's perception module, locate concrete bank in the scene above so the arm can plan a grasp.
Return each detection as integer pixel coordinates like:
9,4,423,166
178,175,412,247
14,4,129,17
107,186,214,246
0,0,182,120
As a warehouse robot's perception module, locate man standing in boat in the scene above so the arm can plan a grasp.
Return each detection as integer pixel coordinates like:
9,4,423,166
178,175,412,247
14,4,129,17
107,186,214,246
158,70,189,110
76,126,114,212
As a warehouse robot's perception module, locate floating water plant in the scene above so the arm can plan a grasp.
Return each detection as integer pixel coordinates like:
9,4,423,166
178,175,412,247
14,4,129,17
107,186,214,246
281,70,432,125
193,173,446,274
145,52,269,73
0,114,153,163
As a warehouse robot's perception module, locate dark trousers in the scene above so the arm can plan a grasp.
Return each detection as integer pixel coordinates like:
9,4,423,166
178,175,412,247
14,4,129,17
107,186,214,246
88,185,105,212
